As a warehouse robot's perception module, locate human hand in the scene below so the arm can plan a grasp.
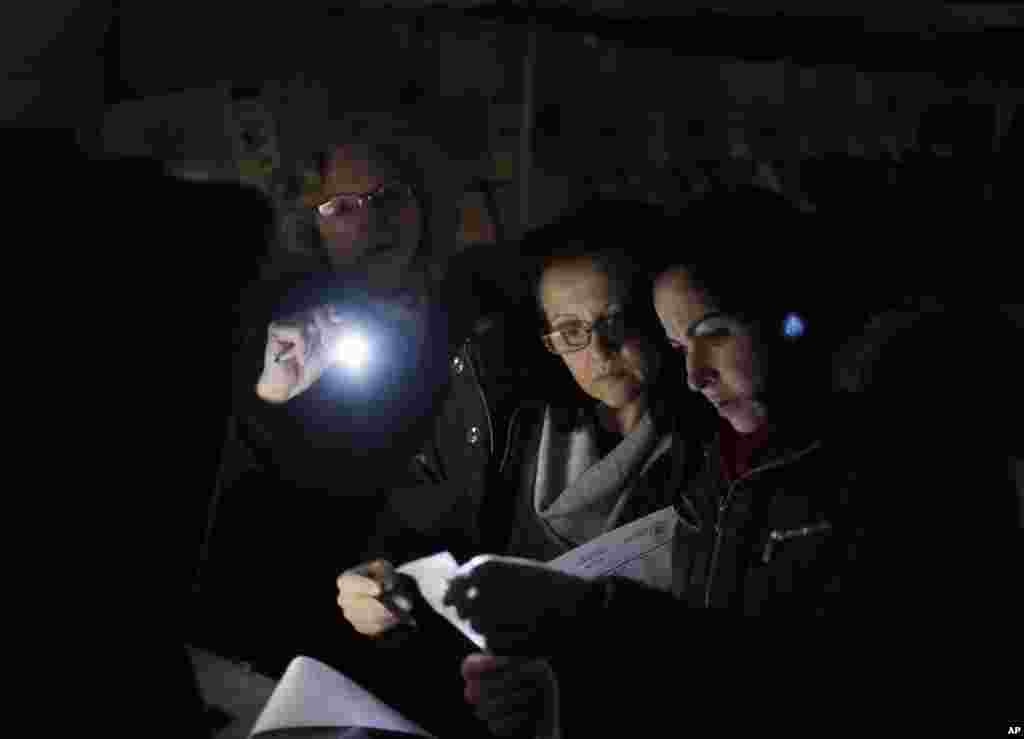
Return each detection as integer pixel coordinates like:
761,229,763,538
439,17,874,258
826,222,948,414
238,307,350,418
255,304,353,403
336,559,416,637
443,555,599,655
462,653,559,738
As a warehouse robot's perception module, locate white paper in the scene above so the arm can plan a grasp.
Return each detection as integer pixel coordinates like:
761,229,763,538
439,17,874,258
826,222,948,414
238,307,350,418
396,552,487,650
548,505,677,591
249,655,435,738
399,507,678,650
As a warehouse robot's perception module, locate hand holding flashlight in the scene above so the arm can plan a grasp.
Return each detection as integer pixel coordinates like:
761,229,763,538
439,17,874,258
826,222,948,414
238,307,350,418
256,304,365,404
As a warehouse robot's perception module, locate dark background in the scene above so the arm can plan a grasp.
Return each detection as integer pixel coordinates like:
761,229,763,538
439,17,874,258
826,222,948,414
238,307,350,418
5,3,1021,734
7,3,1024,247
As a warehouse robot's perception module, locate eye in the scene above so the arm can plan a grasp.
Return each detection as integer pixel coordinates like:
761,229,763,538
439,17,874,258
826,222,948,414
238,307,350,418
561,324,588,343
694,317,735,339
319,195,361,217
373,186,406,207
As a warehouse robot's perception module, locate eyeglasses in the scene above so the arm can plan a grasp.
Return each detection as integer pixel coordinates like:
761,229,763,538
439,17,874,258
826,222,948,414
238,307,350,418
316,182,413,219
541,312,630,354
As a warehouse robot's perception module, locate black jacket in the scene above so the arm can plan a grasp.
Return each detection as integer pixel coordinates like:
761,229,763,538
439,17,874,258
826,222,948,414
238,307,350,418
543,304,1023,736
670,423,848,615
190,245,533,676
363,309,535,565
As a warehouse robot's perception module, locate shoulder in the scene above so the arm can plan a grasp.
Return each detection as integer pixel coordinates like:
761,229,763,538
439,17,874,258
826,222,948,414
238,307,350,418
438,242,532,340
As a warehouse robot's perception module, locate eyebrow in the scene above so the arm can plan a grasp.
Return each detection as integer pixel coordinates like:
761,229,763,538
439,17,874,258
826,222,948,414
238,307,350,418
685,311,726,339
549,304,623,325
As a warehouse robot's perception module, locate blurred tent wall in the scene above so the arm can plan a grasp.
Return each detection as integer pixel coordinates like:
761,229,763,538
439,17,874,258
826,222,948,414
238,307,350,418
1,1,112,146
91,3,1022,252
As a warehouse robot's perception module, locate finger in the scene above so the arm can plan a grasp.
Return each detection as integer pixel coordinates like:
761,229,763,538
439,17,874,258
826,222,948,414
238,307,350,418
478,673,544,704
461,653,511,680
326,303,350,325
337,572,382,597
310,307,333,336
463,676,482,705
338,594,393,620
352,615,399,637
347,560,397,592
476,705,538,737
477,665,546,698
361,559,396,582
268,323,304,342
341,601,400,636
477,687,540,722
268,333,307,368
310,308,345,350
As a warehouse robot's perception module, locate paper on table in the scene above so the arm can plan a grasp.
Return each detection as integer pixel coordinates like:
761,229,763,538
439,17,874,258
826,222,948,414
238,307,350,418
396,552,487,650
249,656,435,738
548,505,676,591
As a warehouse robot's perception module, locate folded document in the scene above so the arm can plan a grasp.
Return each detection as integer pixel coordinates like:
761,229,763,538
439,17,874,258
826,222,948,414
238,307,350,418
249,656,435,738
398,505,678,649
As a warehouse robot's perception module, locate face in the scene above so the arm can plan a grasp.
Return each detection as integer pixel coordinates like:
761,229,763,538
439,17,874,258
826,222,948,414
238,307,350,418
539,257,653,410
654,267,765,434
314,145,422,289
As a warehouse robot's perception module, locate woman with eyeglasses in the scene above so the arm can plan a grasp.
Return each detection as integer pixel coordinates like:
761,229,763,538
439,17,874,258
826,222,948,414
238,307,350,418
336,200,707,738
197,131,534,739
493,206,705,565
440,190,1023,735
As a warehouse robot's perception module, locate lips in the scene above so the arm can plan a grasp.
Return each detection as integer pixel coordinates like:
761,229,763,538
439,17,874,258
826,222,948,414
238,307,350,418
594,368,624,382
706,396,734,411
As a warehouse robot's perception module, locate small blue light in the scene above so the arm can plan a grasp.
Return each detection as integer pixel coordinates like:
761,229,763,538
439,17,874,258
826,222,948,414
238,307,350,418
783,313,806,339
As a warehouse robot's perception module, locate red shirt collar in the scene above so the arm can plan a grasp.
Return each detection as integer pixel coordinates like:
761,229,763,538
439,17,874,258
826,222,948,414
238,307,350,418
718,417,772,482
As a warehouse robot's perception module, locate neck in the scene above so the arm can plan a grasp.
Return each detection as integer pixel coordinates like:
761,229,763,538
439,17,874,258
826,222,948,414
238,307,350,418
597,394,648,436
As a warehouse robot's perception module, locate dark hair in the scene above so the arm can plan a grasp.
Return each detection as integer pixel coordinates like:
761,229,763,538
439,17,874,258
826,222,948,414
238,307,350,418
656,187,835,426
518,199,687,429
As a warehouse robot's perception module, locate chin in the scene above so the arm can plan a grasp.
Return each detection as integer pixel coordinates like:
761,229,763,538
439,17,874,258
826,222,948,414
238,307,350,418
598,381,643,409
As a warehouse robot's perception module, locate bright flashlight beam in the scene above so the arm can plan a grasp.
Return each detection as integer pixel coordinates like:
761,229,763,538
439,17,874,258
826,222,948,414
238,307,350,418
330,331,370,371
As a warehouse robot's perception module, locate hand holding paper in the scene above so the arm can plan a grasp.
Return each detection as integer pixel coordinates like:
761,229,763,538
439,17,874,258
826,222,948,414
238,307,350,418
337,560,417,636
367,507,677,654
443,555,600,655
462,654,561,739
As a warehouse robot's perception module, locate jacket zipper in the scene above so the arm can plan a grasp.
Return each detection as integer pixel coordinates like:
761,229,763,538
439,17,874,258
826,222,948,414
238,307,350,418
762,521,833,564
500,406,525,475
703,440,824,608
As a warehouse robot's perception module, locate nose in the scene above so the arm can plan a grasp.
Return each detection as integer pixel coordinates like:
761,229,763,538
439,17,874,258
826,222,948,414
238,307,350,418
686,346,718,392
589,329,617,359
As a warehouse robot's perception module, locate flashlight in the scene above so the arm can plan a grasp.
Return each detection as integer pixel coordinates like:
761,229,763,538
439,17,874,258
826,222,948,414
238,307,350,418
330,330,370,372
273,326,372,373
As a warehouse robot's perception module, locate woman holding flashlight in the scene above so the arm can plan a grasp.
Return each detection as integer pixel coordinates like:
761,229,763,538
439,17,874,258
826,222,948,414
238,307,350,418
195,133,529,729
